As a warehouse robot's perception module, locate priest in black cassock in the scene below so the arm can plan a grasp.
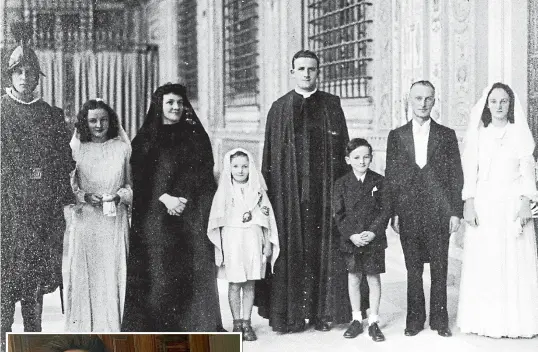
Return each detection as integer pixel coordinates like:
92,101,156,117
255,50,369,333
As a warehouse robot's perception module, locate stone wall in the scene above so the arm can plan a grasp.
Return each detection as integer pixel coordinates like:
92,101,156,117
148,0,531,286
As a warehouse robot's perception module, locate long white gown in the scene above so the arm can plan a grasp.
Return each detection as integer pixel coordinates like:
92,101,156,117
63,137,131,331
457,123,538,338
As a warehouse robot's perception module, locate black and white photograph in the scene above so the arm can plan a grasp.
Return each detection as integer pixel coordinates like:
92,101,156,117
1,0,538,351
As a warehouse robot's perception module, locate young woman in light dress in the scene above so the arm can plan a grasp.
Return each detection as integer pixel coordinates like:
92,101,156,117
63,99,132,331
458,83,538,338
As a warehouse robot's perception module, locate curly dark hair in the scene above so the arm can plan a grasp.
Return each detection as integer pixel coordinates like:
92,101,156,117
75,100,120,142
481,82,515,127
44,335,108,352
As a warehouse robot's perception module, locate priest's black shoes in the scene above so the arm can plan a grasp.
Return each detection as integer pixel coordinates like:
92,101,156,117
433,327,452,337
343,320,364,338
404,327,422,336
288,320,306,333
368,322,385,342
313,320,331,332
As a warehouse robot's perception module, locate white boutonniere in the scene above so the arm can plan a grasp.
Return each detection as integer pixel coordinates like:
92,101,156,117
371,186,378,196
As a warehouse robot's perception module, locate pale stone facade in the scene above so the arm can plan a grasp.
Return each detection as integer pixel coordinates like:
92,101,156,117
2,0,534,286
142,0,533,286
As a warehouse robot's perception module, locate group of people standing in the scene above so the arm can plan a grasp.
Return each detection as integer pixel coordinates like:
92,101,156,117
1,33,227,342
1,29,538,350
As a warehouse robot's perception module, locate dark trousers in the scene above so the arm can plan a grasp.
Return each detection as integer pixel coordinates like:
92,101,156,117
400,217,450,330
1,292,44,348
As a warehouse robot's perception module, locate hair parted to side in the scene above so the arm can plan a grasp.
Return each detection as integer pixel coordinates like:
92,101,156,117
292,49,320,69
346,138,373,156
75,99,120,142
45,335,108,352
480,82,515,127
410,80,436,95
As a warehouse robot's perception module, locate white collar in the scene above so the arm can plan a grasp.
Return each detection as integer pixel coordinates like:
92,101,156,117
5,87,41,105
294,87,318,98
353,170,367,183
412,117,431,132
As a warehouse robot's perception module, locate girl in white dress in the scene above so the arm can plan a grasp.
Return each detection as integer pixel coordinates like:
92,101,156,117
208,148,280,341
63,99,132,331
458,83,538,338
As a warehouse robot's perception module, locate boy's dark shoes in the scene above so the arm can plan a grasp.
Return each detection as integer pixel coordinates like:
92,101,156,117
368,322,385,342
404,327,422,336
242,320,258,341
343,320,364,338
232,319,242,333
216,325,228,332
433,327,452,337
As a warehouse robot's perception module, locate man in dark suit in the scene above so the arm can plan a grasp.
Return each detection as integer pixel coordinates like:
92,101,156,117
385,80,464,337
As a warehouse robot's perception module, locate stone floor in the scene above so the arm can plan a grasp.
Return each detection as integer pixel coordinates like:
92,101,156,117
10,232,538,352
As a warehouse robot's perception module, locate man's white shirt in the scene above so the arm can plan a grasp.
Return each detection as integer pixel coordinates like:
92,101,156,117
412,118,431,169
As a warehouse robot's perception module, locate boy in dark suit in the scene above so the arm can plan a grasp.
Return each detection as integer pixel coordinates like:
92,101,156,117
333,138,391,342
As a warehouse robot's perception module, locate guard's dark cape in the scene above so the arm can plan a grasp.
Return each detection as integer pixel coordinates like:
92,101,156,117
255,90,352,331
122,84,222,332
1,94,73,303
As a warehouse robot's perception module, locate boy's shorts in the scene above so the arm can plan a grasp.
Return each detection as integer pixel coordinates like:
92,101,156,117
344,250,385,275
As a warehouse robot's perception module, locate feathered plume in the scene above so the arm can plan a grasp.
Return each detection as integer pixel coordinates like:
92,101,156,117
11,21,34,46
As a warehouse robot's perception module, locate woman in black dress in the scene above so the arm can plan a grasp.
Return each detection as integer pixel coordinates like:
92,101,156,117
122,83,222,331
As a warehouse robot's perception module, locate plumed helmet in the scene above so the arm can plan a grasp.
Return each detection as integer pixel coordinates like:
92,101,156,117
7,22,45,76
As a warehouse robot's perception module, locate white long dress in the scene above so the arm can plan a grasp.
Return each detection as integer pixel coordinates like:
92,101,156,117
457,123,538,338
63,137,131,331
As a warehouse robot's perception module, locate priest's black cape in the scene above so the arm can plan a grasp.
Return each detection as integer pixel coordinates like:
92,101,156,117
254,90,353,331
121,84,222,332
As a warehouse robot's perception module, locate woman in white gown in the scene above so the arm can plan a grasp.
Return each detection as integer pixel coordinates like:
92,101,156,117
63,99,132,331
458,82,538,338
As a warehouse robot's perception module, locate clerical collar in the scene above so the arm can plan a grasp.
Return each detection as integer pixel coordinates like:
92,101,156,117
5,87,41,105
294,87,317,98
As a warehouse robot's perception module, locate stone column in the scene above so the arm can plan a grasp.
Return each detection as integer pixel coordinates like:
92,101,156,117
146,0,180,85
487,0,528,105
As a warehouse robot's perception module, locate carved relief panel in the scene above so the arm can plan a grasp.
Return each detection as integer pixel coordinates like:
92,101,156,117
398,0,426,126
428,0,444,123
448,0,475,129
